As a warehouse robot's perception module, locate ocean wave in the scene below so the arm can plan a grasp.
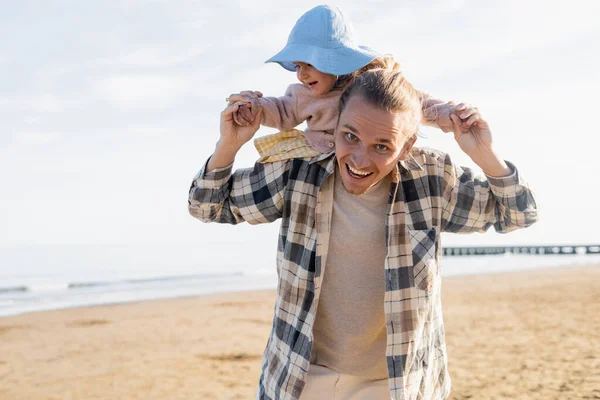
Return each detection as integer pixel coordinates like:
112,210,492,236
27,283,70,292
1,272,246,295
0,286,28,294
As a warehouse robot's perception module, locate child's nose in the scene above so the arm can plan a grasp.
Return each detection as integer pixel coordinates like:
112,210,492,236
297,67,308,79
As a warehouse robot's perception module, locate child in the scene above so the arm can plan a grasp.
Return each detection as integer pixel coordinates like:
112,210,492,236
229,5,455,163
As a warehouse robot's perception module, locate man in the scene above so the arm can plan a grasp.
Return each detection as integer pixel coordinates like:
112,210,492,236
188,69,538,399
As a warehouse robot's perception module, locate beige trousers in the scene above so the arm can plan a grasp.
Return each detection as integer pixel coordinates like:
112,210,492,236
300,364,390,400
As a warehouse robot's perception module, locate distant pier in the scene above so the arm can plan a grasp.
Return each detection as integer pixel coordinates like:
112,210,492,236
442,245,600,256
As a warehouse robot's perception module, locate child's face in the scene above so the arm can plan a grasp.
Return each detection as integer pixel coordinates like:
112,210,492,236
293,62,337,95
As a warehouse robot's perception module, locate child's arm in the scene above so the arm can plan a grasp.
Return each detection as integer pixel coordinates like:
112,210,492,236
231,85,303,130
419,91,455,133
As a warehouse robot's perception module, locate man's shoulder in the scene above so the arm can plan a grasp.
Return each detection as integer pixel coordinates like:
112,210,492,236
410,146,449,162
277,153,335,186
407,146,451,173
309,151,335,165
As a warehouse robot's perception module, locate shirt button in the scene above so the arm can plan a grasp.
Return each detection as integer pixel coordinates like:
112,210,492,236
328,142,334,148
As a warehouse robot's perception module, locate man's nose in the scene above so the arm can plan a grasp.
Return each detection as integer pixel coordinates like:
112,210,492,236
351,150,370,169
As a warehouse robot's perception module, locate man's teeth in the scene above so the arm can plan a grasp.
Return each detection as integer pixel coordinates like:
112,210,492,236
348,164,370,176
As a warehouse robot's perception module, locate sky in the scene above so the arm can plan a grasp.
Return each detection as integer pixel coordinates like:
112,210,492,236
1,0,599,272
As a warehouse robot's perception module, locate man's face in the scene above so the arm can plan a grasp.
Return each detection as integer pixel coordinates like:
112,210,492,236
335,95,415,195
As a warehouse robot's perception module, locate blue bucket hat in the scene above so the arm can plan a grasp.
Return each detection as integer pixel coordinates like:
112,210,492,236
265,5,381,76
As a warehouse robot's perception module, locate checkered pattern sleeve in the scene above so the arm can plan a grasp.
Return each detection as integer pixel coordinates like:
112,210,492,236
188,157,290,225
441,153,538,234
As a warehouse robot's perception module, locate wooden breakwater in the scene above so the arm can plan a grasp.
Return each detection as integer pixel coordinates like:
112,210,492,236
442,245,600,256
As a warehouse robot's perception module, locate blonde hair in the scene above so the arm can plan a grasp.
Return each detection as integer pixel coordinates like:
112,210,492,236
334,55,401,89
338,67,423,137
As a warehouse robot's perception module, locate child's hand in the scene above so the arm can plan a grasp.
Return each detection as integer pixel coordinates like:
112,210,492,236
422,100,456,133
423,101,480,134
234,103,254,126
227,90,263,127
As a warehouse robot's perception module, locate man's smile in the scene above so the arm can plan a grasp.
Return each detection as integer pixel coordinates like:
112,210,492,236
346,163,373,179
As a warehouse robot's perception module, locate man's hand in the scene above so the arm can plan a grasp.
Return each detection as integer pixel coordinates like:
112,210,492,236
220,100,263,148
207,100,263,171
228,90,263,126
234,103,255,126
449,104,511,177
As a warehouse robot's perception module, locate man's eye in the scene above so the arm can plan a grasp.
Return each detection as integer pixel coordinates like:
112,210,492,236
376,144,389,151
345,132,358,141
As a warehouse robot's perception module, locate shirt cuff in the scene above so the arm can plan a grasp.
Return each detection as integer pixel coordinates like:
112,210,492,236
485,161,525,198
192,157,234,189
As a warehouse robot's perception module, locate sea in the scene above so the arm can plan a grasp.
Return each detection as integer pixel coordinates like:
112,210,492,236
1,243,599,318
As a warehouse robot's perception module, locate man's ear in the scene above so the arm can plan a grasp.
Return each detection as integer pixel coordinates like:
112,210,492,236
398,135,417,161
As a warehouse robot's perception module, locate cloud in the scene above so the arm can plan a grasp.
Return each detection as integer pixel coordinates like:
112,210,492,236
13,132,60,145
1,0,599,248
356,0,600,82
95,46,205,68
122,125,171,138
93,74,190,110
0,94,66,113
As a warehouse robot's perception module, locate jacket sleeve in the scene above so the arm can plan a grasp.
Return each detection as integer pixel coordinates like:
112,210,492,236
419,91,453,133
440,154,538,234
188,158,290,225
253,85,303,130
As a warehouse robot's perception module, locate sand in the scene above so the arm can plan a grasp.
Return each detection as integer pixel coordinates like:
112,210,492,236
1,265,599,400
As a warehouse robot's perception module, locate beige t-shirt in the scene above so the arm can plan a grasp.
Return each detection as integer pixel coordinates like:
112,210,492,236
311,169,391,380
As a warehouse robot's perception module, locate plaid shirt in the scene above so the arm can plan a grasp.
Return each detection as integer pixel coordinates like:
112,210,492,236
188,147,538,400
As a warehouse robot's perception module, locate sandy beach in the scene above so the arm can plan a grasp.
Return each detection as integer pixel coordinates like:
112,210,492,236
1,265,599,400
